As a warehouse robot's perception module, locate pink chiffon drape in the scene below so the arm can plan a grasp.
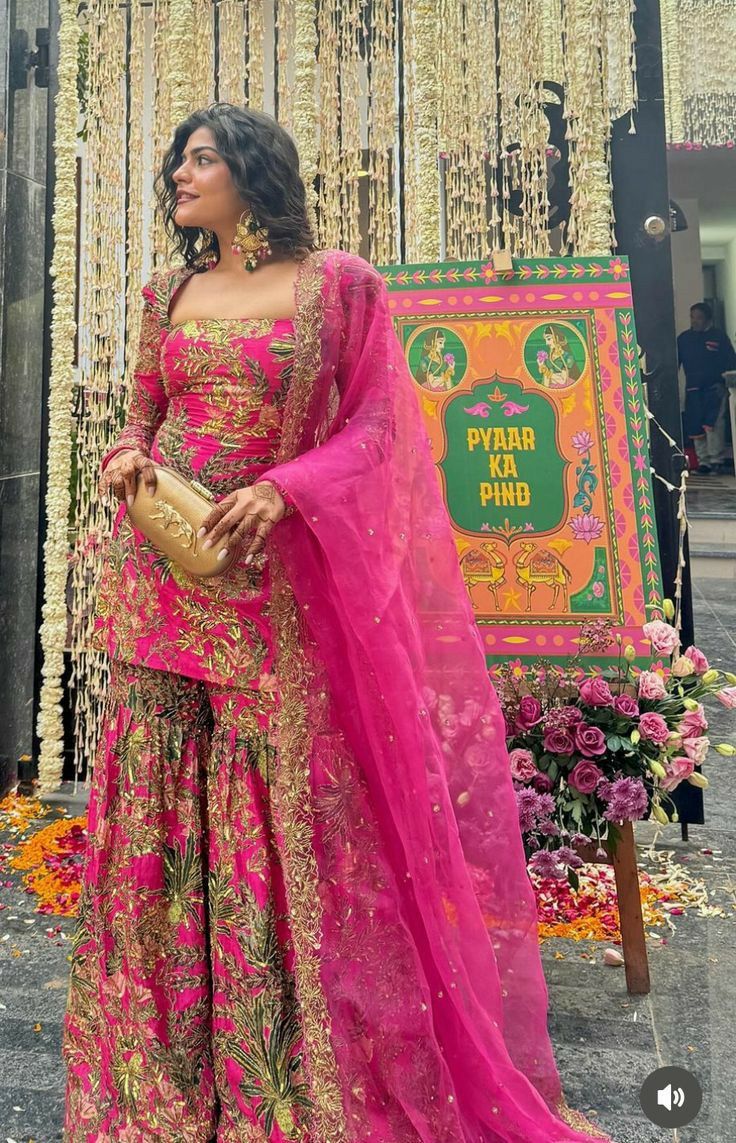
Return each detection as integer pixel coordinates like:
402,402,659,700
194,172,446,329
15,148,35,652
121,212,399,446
261,249,610,1142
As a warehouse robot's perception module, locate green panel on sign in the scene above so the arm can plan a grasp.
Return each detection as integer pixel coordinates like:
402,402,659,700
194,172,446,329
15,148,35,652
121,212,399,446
570,546,612,612
439,376,568,536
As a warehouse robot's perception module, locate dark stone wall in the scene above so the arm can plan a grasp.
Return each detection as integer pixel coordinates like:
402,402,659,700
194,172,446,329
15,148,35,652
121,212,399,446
0,0,53,795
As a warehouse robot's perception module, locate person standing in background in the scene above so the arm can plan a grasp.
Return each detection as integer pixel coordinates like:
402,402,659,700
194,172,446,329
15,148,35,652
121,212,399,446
678,301,736,474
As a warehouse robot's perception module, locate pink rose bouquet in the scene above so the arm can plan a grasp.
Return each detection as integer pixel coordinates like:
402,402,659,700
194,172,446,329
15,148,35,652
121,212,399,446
495,610,736,885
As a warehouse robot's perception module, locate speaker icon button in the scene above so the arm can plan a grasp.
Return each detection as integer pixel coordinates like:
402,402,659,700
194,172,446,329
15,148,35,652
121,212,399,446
640,1066,703,1127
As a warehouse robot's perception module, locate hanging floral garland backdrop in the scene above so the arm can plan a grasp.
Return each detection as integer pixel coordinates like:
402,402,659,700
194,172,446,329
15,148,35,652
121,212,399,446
38,0,638,791
661,0,736,147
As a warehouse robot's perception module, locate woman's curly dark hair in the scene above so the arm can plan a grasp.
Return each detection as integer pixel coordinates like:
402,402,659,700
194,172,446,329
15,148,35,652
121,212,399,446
155,103,317,268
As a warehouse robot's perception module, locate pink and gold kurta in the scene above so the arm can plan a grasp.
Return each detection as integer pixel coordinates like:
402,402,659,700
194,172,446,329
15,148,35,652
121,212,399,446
94,308,297,686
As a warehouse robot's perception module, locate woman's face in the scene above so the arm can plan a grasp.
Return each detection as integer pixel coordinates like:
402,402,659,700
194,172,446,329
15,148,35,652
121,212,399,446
544,331,554,347
172,125,245,229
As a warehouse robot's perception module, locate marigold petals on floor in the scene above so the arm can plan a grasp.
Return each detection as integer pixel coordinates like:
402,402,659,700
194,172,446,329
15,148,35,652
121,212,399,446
1,792,87,916
531,863,668,942
0,793,723,944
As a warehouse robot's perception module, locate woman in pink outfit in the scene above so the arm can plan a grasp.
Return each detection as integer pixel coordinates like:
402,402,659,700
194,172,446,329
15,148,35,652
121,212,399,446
62,104,610,1143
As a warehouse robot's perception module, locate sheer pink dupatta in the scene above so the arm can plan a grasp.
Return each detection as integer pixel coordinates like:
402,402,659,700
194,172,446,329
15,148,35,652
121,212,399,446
265,250,609,1143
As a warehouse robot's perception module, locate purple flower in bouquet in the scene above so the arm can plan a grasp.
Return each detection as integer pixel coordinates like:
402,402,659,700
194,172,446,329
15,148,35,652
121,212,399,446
529,847,583,880
515,695,543,731
571,430,595,455
599,776,649,823
579,676,614,707
718,686,736,710
638,711,670,744
538,819,561,836
613,693,640,719
638,670,667,700
556,845,584,870
532,771,554,793
543,727,576,756
544,705,583,731
679,704,708,738
570,832,594,848
573,722,607,756
682,645,709,675
568,759,605,794
528,850,566,879
643,619,680,656
570,514,605,543
508,748,538,783
516,788,555,832
683,735,710,764
660,755,695,792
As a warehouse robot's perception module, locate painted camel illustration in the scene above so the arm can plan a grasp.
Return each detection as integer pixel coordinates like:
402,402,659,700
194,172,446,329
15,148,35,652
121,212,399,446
513,541,572,612
460,542,507,608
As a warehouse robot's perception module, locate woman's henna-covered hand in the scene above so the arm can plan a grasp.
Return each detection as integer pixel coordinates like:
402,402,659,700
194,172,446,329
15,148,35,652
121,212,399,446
197,481,287,564
99,449,157,506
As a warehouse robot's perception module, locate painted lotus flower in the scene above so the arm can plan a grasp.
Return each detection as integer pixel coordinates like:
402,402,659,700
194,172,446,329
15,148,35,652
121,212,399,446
571,430,594,454
569,514,605,543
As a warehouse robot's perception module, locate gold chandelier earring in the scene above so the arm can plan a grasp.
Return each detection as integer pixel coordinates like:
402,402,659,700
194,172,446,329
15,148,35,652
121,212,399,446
231,208,272,272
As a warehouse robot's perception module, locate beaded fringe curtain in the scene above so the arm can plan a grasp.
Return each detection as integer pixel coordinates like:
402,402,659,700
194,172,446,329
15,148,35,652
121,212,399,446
661,0,736,147
38,0,637,791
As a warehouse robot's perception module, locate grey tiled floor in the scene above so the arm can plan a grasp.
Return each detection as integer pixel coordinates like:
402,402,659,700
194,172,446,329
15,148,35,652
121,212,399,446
1,580,735,1141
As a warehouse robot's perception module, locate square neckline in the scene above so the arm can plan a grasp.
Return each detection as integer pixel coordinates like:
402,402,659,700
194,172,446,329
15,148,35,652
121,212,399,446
164,256,307,332
166,315,295,336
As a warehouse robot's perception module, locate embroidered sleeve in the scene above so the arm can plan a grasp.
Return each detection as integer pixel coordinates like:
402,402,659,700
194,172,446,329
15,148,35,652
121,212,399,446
101,278,168,471
266,477,298,517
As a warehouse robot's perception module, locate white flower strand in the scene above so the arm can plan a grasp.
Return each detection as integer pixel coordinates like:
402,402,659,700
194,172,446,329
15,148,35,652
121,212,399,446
645,409,690,637
35,0,80,793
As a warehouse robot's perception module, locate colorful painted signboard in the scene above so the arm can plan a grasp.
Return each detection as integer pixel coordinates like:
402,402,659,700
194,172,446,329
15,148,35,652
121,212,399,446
378,256,664,666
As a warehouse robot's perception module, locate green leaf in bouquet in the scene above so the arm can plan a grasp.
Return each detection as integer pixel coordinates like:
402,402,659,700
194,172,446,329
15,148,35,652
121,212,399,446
567,868,580,891
606,734,622,752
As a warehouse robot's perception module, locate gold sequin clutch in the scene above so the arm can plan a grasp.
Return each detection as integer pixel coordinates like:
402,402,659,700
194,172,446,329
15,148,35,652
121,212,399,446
127,464,236,578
